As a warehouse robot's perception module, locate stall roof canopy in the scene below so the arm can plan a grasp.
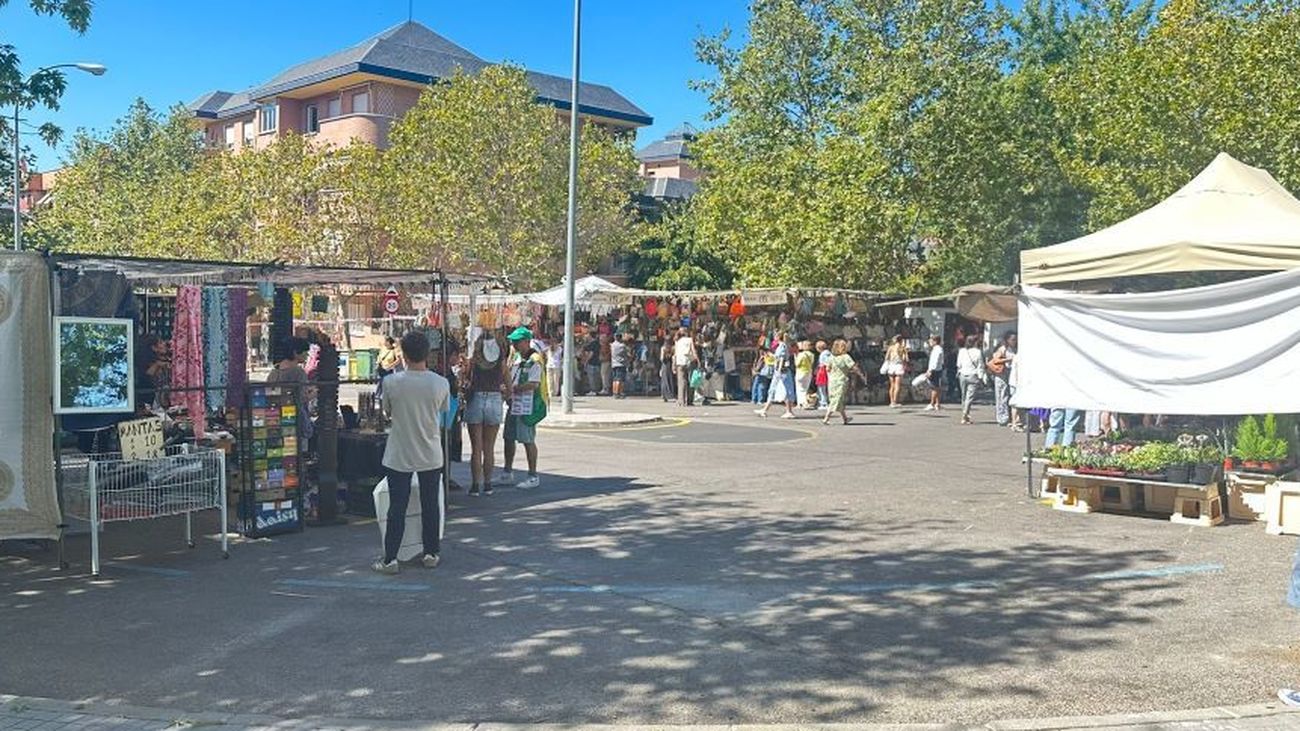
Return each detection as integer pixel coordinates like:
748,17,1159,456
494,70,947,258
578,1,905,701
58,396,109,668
49,253,495,288
529,276,623,307
1020,153,1300,285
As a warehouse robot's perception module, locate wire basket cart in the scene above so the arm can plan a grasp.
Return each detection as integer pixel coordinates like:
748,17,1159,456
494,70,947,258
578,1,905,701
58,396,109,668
62,444,229,576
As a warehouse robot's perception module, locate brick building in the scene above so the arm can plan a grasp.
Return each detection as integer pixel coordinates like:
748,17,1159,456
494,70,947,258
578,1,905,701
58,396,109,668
188,21,652,152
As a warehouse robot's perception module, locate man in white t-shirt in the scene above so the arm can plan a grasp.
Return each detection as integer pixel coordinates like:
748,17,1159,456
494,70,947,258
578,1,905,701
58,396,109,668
372,331,451,575
673,328,697,406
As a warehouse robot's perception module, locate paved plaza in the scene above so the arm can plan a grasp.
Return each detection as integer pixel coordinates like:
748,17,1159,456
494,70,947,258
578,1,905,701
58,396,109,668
2,398,1299,728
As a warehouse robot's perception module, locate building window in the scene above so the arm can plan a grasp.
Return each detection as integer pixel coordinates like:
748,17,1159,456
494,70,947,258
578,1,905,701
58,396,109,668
259,104,277,133
305,105,320,134
351,91,369,114
243,121,254,145
223,124,235,149
327,97,341,118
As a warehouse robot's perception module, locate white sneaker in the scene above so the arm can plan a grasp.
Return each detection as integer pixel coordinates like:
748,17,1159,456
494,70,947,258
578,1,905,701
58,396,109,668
753,408,766,417
421,553,441,569
371,559,399,575
780,412,796,420
1280,689,1300,707
924,404,935,411
516,476,540,490
499,471,514,484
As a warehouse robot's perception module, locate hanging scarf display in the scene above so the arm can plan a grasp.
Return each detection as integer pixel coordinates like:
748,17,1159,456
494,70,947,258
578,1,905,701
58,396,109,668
226,288,248,409
171,285,207,439
201,287,230,413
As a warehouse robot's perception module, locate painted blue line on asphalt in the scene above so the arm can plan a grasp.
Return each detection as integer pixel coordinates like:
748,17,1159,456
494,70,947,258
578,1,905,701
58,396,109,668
1087,563,1224,581
104,563,191,578
276,578,432,593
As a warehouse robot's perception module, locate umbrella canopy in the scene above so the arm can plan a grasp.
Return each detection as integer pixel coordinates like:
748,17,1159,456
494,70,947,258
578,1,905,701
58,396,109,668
1020,153,1300,285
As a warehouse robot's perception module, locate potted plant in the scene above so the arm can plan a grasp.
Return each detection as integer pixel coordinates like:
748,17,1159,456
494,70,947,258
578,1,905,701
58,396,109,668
1259,414,1289,474
1232,416,1265,471
1165,435,1195,483
1191,438,1223,484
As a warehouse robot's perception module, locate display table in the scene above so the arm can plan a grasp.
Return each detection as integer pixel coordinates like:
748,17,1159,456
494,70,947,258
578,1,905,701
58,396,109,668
1044,467,1224,527
1226,469,1294,522
338,430,388,515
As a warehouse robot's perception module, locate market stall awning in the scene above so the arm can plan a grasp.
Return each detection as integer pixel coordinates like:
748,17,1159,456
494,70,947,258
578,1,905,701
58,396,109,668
49,253,496,288
953,283,1017,322
1020,153,1300,285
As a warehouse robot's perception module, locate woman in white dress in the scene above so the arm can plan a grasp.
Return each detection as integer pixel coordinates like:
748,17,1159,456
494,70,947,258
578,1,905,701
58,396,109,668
883,335,909,408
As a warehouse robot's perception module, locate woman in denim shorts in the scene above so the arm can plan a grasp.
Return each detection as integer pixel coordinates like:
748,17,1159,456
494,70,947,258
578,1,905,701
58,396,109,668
464,332,506,496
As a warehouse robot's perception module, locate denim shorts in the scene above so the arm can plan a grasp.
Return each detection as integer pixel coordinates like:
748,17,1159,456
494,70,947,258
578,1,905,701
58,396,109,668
611,366,628,382
504,414,536,444
464,391,503,426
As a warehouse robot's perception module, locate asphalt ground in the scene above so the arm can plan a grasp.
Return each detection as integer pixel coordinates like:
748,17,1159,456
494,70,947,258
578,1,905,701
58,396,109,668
2,396,1298,726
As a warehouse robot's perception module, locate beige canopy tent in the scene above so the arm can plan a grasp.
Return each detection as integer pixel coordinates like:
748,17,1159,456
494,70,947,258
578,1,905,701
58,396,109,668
1020,153,1300,285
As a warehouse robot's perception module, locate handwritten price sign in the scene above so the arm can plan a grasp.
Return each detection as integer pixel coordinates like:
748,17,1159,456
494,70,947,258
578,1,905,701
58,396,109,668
117,417,164,461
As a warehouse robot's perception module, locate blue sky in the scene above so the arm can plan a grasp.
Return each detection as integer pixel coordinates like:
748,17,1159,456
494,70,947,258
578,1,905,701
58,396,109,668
6,0,750,169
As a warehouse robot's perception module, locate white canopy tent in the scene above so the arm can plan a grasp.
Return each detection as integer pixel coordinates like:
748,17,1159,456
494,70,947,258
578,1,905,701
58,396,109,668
528,275,623,308
1013,152,1300,415
1021,153,1300,285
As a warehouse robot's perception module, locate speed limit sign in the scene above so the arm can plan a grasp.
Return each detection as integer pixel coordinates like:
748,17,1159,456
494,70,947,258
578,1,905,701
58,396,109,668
382,286,400,315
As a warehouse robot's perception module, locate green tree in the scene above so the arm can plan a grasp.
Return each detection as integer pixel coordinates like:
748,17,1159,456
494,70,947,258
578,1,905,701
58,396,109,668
383,65,639,287
0,0,94,194
627,201,733,290
28,100,208,256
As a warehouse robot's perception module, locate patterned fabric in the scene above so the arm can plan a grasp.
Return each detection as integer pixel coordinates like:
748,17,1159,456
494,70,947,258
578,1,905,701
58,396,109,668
171,286,207,439
0,253,58,540
226,288,249,408
201,288,230,413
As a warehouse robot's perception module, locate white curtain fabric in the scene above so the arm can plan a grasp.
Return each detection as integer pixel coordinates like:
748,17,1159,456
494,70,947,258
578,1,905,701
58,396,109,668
1012,267,1300,415
0,252,59,540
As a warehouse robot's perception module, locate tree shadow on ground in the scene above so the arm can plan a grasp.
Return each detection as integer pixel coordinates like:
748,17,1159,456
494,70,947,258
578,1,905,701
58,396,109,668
0,476,1197,725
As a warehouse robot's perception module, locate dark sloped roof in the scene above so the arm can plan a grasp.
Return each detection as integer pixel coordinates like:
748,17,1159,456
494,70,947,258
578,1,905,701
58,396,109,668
188,21,651,126
643,176,698,200
637,138,691,162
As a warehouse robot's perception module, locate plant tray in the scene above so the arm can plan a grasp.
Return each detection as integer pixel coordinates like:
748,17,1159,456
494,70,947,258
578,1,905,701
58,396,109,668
1077,467,1125,477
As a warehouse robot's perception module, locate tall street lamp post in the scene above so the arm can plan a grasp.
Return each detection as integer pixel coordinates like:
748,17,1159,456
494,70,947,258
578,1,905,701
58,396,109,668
12,62,106,251
560,0,581,414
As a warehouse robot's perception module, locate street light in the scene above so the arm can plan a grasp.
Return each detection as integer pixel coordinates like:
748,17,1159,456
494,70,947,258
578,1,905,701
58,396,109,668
12,62,106,251
560,0,581,414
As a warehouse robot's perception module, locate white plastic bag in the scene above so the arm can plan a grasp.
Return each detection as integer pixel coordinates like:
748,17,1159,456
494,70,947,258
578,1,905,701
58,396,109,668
911,372,930,388
373,475,444,563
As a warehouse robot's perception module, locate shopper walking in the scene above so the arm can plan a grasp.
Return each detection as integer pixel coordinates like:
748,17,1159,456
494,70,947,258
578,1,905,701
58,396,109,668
823,338,864,425
883,334,908,408
815,340,831,410
988,331,1018,428
1043,408,1082,447
503,327,544,490
925,335,944,411
750,345,773,404
673,328,697,406
463,331,506,497
580,333,601,396
756,334,797,419
544,333,564,398
372,331,450,575
610,334,630,400
795,340,816,409
598,333,614,396
1278,542,1300,706
375,336,400,399
659,338,676,402
958,334,985,425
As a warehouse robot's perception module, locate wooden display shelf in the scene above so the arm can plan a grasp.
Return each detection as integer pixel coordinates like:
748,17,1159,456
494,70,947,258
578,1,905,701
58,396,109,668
1044,468,1223,527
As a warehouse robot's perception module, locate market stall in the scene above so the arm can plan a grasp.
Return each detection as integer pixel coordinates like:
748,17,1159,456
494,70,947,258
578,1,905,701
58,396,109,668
1014,152,1300,529
20,252,490,573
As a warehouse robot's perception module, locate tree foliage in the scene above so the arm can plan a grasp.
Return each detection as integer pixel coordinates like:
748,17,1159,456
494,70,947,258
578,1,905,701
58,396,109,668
687,0,1300,293
0,0,94,193
383,65,640,287
626,201,733,290
34,66,641,284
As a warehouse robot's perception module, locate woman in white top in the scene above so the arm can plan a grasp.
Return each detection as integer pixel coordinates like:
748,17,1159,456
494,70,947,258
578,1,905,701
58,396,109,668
956,334,985,425
925,335,944,411
883,335,908,408
544,334,564,398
